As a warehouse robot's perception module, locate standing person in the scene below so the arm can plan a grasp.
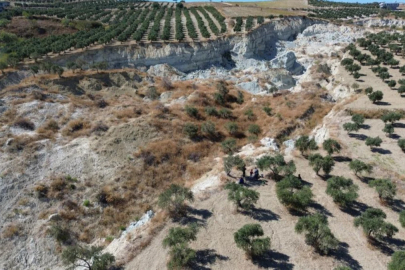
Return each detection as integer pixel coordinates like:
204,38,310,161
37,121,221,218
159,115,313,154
254,167,259,180
250,169,253,178
242,164,246,178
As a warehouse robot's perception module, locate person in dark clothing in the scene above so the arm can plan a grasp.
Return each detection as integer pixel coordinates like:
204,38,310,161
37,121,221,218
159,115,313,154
254,167,259,180
250,169,253,178
239,176,244,184
242,165,246,178
298,174,302,180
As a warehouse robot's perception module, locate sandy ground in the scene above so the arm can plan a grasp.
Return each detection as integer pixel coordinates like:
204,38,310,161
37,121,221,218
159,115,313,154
127,143,405,270
345,47,405,110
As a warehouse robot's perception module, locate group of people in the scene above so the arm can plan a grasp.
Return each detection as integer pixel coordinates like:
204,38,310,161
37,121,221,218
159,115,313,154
239,167,260,184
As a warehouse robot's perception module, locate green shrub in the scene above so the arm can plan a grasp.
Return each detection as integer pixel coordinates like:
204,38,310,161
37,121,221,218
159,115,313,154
326,176,359,207
48,224,70,244
354,208,398,240
365,136,382,149
185,106,199,118
234,224,270,258
369,178,396,202
225,122,239,136
295,213,339,254
398,139,405,151
351,114,364,126
399,211,405,228
221,138,237,154
276,175,313,211
183,123,199,139
388,251,405,270
83,200,91,207
225,182,259,211
244,108,255,120
163,224,199,270
158,184,194,218
256,154,296,180
205,106,218,117
263,106,272,116
308,154,335,176
201,121,216,137
295,136,318,156
248,124,261,136
218,108,232,119
62,245,115,270
323,139,341,155
343,122,359,134
368,90,383,103
349,159,373,177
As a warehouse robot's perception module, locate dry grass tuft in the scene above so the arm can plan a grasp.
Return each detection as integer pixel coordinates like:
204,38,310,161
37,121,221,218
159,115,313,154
13,118,35,130
2,223,21,239
62,119,91,137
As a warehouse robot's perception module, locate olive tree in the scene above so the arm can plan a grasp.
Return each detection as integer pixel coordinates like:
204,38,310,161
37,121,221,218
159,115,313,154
158,184,194,218
369,178,396,203
326,176,359,207
368,91,383,103
383,123,395,137
381,111,402,124
399,211,405,228
295,213,339,255
349,159,373,177
323,139,341,155
308,154,335,176
0,61,7,75
223,155,245,176
62,245,115,270
234,224,270,258
276,175,313,211
256,154,296,180
343,122,359,134
295,135,318,156
388,251,405,270
398,139,405,152
354,208,398,240
351,114,364,127
163,224,199,270
365,136,382,149
225,182,259,211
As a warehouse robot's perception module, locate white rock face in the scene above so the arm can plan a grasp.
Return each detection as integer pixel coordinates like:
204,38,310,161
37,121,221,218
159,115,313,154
260,137,279,152
54,17,320,73
270,51,303,75
356,18,405,27
122,210,155,236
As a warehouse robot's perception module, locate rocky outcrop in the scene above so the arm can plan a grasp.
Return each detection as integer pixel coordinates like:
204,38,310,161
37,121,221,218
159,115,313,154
355,18,405,27
53,17,321,73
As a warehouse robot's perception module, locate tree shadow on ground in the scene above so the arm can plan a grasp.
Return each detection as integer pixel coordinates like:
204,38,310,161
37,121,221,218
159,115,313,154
389,134,401,140
244,178,267,187
178,208,213,226
349,133,368,141
243,207,280,222
394,122,405,128
252,250,294,269
340,201,369,217
361,124,371,130
300,177,313,187
333,156,353,162
332,242,362,270
360,176,375,184
376,101,391,106
371,148,392,155
390,198,405,212
310,202,333,217
190,249,229,270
